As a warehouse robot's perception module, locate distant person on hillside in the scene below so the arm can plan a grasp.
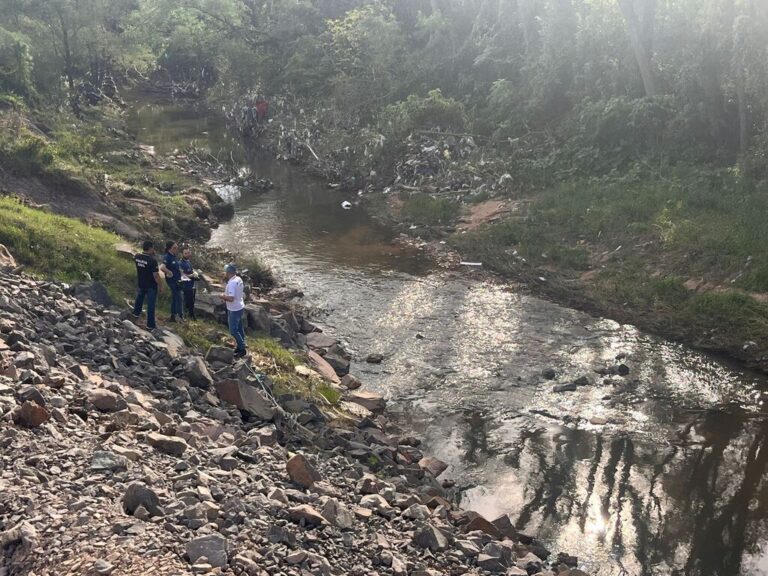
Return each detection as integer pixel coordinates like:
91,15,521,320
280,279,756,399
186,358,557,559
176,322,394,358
179,246,199,321
132,240,163,330
160,241,184,322
256,97,269,122
220,263,246,358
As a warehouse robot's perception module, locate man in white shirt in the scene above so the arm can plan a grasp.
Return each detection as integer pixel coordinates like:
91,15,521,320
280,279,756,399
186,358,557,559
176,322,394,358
220,264,247,358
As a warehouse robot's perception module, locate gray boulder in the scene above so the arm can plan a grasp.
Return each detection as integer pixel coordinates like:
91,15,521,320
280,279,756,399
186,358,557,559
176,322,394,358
185,356,214,389
186,535,228,568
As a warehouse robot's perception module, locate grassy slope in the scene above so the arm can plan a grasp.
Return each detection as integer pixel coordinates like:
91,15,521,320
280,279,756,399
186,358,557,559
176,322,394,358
0,197,134,298
0,102,214,243
452,168,768,366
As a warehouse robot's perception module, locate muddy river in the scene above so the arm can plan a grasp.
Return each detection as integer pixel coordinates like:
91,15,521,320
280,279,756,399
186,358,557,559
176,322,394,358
128,99,768,576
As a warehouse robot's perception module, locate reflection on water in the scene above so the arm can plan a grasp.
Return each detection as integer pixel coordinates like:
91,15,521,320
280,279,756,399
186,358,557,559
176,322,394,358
129,98,768,576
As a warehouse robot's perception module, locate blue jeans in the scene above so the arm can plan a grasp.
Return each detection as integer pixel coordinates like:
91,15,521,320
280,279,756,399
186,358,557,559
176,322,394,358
133,287,157,329
168,282,183,318
228,309,246,353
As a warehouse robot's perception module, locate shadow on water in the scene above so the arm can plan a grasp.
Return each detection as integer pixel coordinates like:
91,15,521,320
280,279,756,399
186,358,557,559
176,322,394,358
127,97,768,576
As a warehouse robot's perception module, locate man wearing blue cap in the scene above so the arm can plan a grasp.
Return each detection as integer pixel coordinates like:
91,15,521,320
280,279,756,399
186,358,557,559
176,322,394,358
221,263,246,358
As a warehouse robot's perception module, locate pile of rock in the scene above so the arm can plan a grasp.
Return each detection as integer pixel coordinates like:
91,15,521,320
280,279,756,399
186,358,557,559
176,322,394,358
0,269,590,575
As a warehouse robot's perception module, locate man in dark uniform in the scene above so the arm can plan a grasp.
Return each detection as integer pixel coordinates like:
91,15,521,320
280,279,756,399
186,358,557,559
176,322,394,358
132,240,163,330
179,246,199,321
159,240,183,322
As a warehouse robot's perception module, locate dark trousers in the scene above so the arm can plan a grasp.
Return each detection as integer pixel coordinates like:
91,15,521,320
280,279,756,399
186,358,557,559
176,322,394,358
133,287,157,329
168,282,183,319
183,286,196,320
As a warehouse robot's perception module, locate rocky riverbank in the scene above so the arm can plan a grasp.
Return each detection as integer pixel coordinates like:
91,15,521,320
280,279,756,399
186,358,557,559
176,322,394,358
0,264,590,576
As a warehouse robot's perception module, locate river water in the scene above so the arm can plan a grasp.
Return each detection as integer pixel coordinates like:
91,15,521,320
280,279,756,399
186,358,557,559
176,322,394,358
128,100,768,576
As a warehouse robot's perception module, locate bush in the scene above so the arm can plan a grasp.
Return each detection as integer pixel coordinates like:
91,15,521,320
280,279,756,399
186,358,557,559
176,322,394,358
239,256,275,290
379,89,467,142
0,133,55,176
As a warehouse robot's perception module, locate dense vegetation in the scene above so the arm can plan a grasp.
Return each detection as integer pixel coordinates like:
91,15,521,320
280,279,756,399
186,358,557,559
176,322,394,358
2,0,768,361
2,1,766,170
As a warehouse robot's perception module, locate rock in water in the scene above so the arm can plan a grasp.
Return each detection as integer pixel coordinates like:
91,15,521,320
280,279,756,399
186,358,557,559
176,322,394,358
186,535,228,568
286,453,321,488
618,363,630,376
341,374,362,390
552,383,577,393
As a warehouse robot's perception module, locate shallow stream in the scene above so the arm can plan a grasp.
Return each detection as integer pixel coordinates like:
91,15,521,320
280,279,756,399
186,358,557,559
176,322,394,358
127,99,768,576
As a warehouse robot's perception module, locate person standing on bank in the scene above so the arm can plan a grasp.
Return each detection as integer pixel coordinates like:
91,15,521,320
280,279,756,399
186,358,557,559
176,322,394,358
159,241,183,322
132,240,164,330
179,246,198,321
221,264,246,358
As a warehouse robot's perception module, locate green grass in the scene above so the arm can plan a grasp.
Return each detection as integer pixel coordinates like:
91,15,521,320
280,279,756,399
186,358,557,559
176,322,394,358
451,165,768,359
316,383,342,405
248,336,299,369
457,167,768,284
401,193,460,226
175,319,229,350
0,197,134,298
0,132,54,176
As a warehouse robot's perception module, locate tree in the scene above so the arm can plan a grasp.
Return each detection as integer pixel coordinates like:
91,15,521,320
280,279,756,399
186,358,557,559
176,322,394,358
617,0,658,97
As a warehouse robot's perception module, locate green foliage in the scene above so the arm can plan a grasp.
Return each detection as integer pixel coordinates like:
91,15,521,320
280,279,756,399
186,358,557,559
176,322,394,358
315,383,342,405
0,197,134,297
380,90,467,142
0,27,35,98
400,194,459,226
0,132,54,176
327,5,405,117
238,256,276,291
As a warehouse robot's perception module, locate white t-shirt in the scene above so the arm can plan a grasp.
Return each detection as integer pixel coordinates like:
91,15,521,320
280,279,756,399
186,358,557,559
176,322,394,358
225,276,245,312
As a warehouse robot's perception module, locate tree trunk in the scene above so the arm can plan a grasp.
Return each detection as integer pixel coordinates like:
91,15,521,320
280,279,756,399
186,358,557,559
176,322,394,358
56,8,75,91
736,72,749,157
618,0,657,97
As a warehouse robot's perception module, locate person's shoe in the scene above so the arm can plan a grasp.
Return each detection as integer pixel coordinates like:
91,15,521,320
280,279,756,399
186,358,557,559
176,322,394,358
168,316,177,323
234,349,247,359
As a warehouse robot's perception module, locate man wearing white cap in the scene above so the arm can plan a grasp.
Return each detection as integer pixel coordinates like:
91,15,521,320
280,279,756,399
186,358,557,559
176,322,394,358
221,263,247,358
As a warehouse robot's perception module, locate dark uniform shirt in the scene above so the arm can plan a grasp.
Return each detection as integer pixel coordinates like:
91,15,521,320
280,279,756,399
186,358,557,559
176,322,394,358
164,252,182,285
135,253,159,290
180,258,196,289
